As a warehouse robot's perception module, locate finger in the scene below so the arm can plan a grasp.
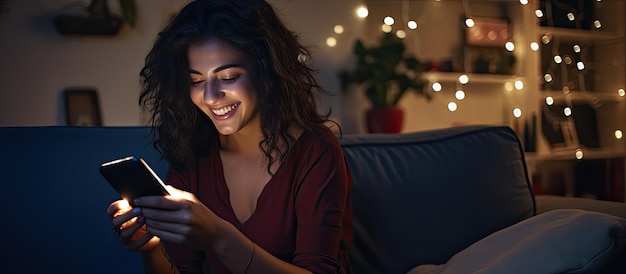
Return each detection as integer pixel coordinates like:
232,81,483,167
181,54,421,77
112,207,142,230
106,199,131,216
145,225,186,245
118,216,146,241
141,207,191,224
134,195,189,210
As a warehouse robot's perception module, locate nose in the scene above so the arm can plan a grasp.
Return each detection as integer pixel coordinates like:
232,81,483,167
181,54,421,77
203,80,225,105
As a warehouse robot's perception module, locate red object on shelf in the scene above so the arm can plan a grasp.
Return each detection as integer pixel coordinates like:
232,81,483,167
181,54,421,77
365,107,403,134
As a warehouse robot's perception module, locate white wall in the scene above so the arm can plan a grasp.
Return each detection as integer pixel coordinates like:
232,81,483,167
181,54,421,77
0,0,516,134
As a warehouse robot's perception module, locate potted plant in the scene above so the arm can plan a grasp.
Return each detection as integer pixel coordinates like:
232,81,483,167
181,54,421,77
53,0,136,36
338,32,430,133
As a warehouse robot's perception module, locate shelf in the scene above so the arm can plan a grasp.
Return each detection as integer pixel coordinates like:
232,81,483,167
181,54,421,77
528,148,626,162
537,27,623,44
539,91,626,104
421,72,523,85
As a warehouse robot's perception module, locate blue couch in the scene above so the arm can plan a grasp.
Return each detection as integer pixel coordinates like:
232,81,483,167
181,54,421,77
1,125,624,273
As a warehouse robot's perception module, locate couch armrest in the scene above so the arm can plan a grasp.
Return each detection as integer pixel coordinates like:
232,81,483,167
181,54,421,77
535,195,626,219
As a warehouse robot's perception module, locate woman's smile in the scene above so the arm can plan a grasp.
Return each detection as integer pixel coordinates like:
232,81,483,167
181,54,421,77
210,103,239,119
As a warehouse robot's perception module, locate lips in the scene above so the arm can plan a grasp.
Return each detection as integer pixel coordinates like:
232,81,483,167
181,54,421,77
210,103,239,119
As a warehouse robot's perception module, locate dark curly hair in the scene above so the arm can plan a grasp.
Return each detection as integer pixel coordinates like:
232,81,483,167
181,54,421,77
139,0,336,173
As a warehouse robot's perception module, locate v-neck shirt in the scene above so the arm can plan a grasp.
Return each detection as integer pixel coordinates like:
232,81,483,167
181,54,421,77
163,125,353,273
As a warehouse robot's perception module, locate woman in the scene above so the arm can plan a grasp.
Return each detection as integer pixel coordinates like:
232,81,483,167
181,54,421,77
106,0,353,273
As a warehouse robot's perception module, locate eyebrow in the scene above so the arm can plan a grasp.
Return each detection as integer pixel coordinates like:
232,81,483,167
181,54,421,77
189,64,244,75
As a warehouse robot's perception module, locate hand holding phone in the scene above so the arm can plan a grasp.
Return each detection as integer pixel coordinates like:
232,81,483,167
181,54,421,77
99,156,169,206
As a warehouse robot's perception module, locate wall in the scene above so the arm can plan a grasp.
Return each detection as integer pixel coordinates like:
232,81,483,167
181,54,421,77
0,0,517,134
0,0,363,129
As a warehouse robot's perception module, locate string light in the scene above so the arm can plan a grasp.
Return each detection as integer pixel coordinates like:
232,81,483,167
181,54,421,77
458,74,469,84
432,82,442,92
575,149,584,159
455,90,465,100
448,102,458,112
616,130,623,139
356,6,368,18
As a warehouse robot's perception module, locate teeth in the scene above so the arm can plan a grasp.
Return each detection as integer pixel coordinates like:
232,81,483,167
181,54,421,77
211,103,238,116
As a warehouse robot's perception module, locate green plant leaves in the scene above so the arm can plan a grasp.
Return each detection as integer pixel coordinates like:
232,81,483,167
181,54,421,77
339,32,428,107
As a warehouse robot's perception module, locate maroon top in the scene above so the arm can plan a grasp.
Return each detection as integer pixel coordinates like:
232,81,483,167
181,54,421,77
163,125,353,274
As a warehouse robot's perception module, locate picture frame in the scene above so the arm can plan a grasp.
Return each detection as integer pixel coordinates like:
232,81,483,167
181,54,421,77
465,17,510,47
64,88,102,126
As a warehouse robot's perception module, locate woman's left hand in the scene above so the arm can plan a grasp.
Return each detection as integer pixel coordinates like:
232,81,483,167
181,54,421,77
135,185,225,250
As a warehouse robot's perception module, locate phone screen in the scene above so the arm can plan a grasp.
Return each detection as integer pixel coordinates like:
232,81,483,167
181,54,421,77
99,156,169,205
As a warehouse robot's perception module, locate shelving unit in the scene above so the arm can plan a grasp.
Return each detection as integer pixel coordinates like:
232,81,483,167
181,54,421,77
525,0,626,202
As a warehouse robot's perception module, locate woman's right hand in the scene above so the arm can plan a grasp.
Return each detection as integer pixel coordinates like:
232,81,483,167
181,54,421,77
107,199,161,252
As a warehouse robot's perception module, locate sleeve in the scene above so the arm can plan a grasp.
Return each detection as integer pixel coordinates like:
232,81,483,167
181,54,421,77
161,167,206,274
292,135,352,274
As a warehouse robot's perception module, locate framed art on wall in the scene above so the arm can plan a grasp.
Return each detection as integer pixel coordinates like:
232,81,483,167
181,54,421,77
64,88,102,126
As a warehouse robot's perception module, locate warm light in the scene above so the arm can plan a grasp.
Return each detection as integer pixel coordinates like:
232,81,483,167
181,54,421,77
544,73,553,83
504,82,514,91
562,86,570,94
554,55,563,64
513,108,522,118
573,45,581,53
564,56,573,65
567,13,575,21
577,61,585,70
546,96,554,105
541,34,551,44
564,107,572,116
519,0,528,5
384,16,395,26
618,88,625,96
514,80,524,90
432,82,442,92
119,199,131,210
465,18,475,28
334,25,344,34
356,6,369,18
505,42,515,51
395,30,406,39
535,10,544,18
408,20,418,29
615,130,623,139
594,20,602,29
575,149,584,159
530,42,540,51
448,102,458,112
381,24,392,33
326,37,337,47
458,74,469,84
455,90,465,100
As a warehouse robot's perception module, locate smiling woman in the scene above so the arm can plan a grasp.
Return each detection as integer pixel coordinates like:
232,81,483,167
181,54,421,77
105,1,354,273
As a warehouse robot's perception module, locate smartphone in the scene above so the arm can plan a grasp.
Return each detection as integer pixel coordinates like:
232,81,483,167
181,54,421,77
99,156,169,206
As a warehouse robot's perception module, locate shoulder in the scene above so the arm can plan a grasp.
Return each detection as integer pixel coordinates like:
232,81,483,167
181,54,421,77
298,123,342,152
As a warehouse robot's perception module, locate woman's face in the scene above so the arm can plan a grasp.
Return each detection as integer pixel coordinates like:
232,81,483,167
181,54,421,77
188,39,260,136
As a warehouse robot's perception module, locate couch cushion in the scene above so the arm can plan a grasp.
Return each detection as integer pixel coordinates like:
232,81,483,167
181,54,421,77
0,126,166,274
408,209,626,274
340,125,535,274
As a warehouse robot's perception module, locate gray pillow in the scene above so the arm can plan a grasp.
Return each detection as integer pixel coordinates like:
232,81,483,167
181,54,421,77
408,209,626,274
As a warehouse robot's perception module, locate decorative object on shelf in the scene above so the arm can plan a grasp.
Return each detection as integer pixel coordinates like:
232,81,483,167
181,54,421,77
338,32,429,133
539,0,595,30
64,88,102,126
53,0,136,36
463,17,516,75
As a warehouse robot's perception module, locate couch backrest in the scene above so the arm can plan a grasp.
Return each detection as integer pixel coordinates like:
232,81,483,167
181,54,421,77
340,125,535,274
0,125,534,274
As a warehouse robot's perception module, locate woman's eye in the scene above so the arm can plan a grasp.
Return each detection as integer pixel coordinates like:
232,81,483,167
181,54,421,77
219,75,240,82
191,80,205,87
